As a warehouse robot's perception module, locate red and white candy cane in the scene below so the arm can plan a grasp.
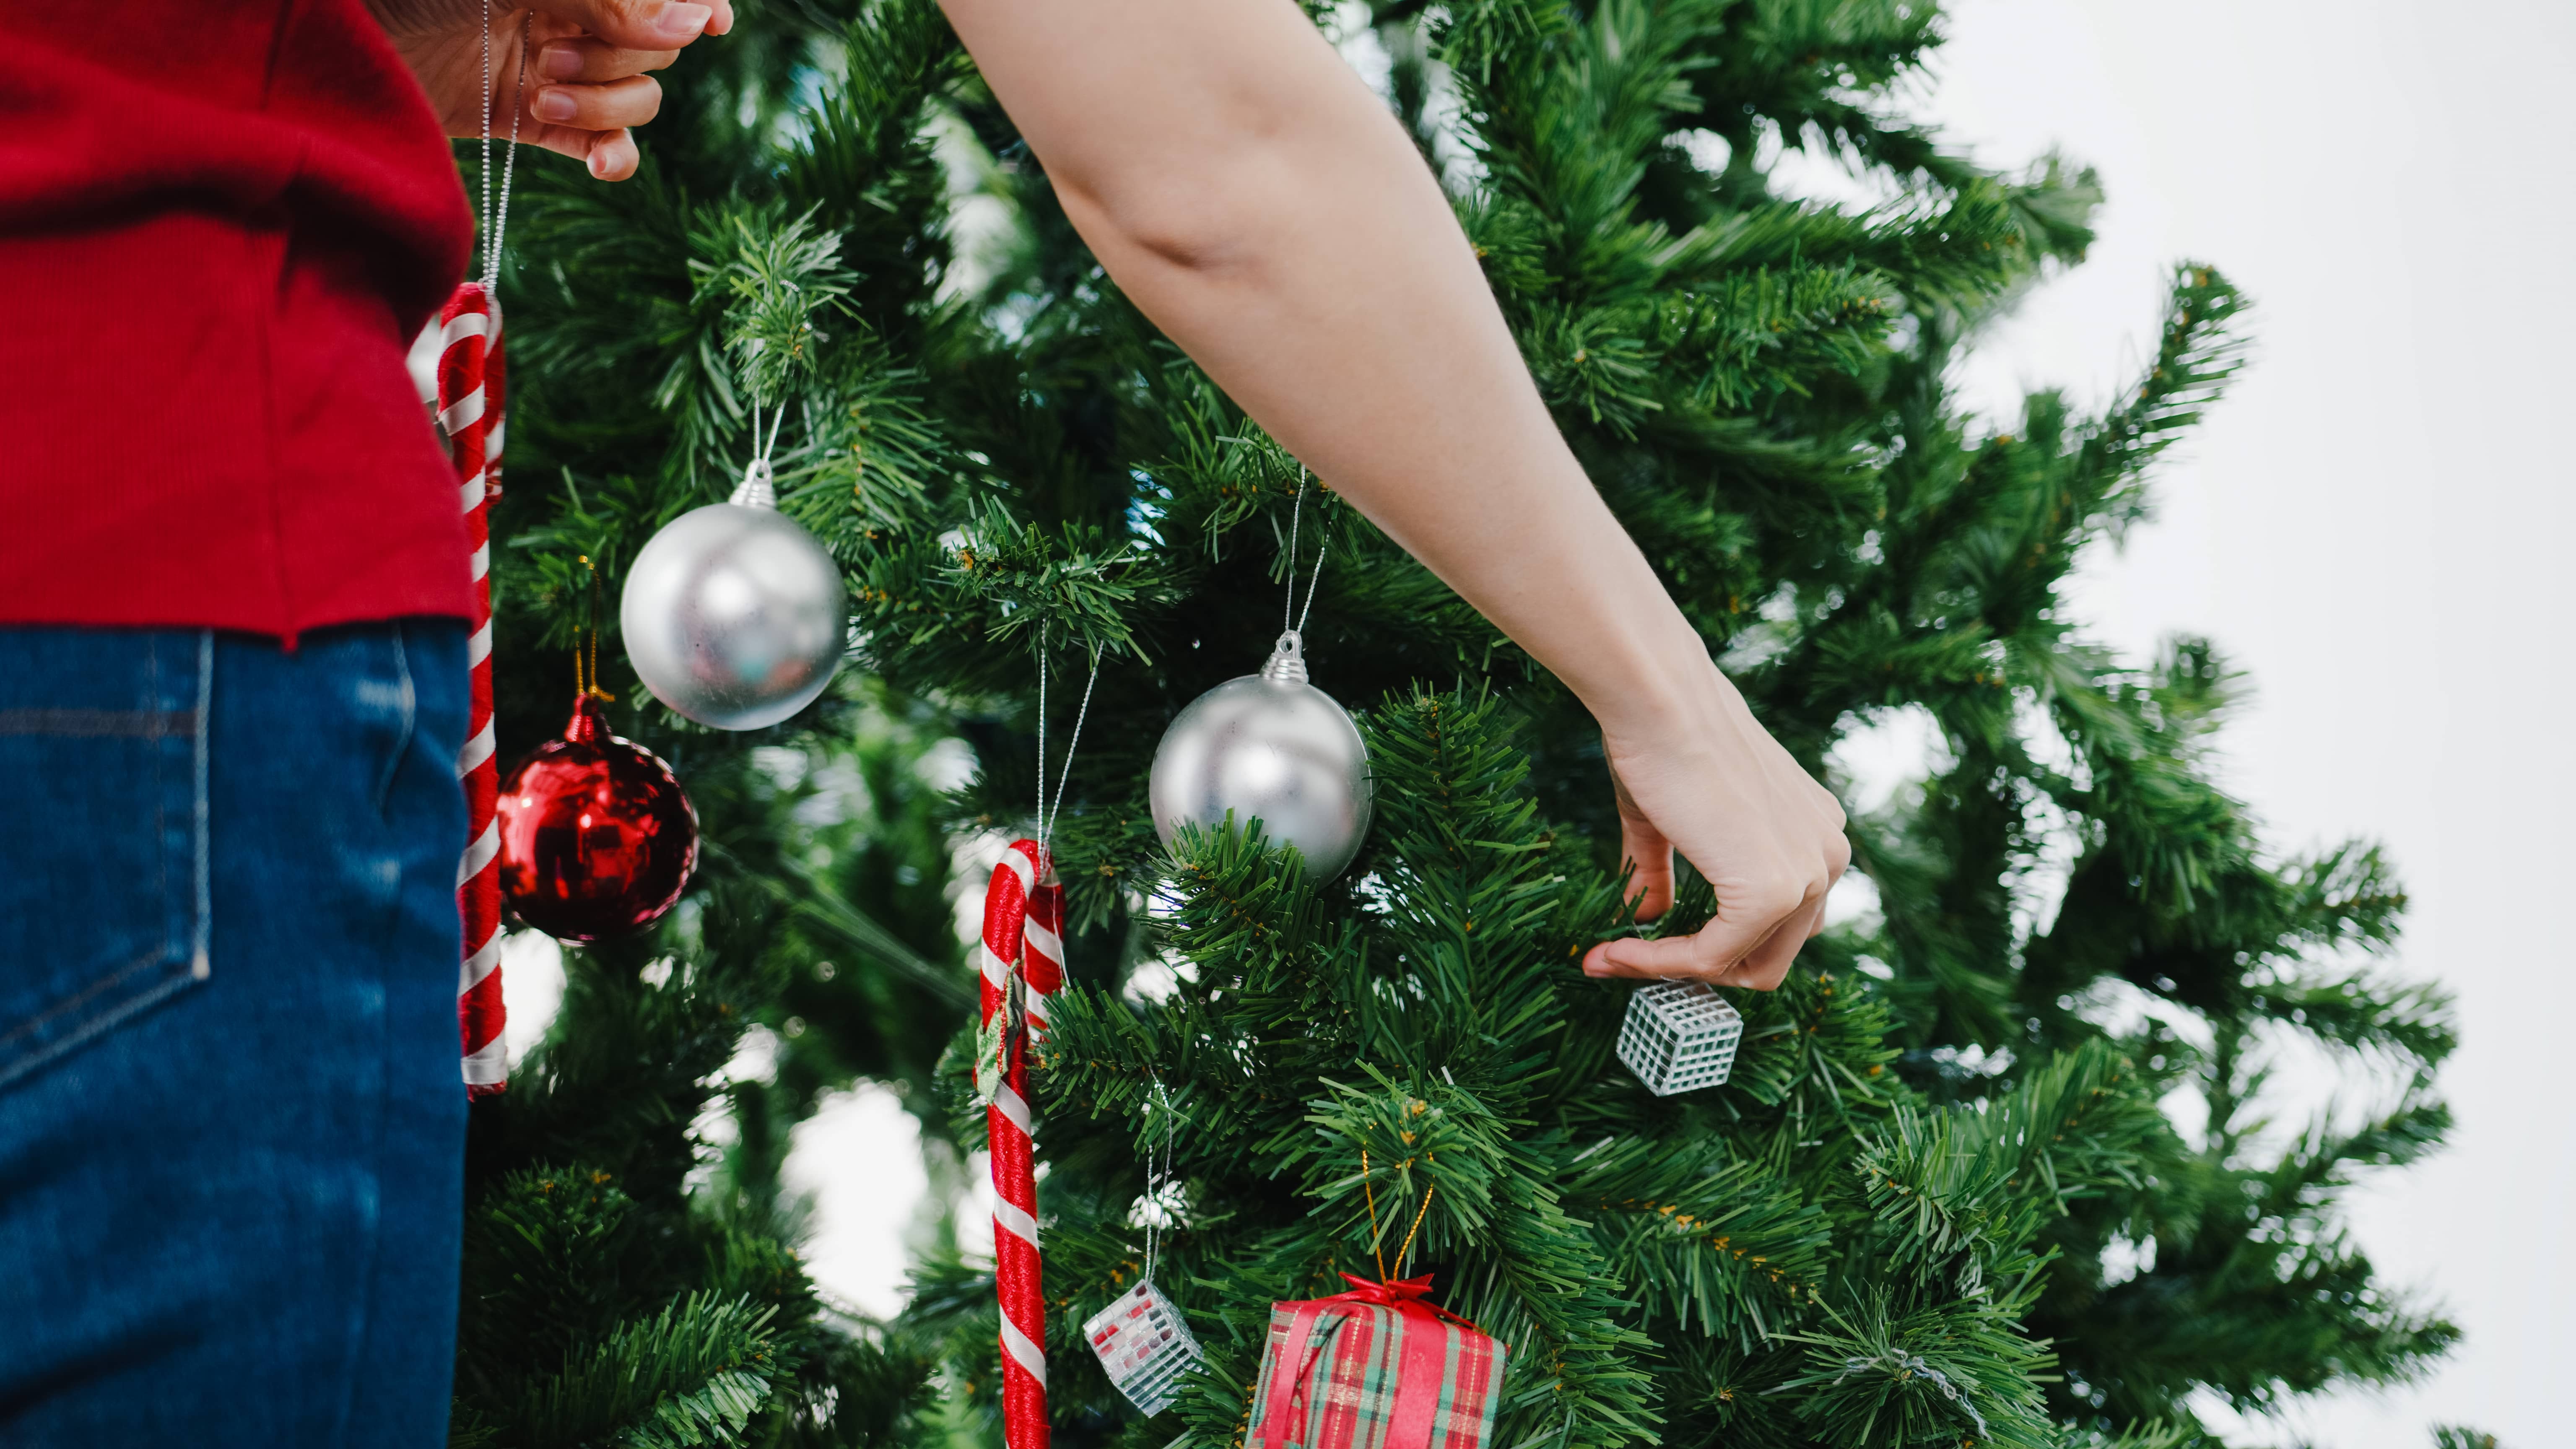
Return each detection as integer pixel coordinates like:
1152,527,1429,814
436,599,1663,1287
979,837,1063,1449
438,281,508,1098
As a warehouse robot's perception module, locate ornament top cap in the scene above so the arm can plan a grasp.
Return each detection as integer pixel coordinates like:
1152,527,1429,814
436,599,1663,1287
1261,631,1309,685
564,691,610,744
728,457,778,510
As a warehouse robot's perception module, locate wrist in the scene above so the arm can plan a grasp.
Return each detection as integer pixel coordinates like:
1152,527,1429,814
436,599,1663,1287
1566,598,1736,743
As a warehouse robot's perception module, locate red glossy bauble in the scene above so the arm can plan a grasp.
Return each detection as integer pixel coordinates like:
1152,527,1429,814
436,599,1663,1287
496,694,699,943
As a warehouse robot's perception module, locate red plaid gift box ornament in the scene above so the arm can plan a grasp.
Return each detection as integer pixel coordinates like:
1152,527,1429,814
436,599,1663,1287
1246,1272,1507,1449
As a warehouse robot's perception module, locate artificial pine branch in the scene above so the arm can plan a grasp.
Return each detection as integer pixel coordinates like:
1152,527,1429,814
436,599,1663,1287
452,0,2459,1443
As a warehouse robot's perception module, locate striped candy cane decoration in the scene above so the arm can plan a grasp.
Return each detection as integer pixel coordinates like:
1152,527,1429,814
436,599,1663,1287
437,281,509,1098
979,838,1059,1449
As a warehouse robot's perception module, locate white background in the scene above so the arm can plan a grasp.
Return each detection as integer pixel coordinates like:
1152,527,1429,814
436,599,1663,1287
1919,0,2575,1441
509,3,2575,1441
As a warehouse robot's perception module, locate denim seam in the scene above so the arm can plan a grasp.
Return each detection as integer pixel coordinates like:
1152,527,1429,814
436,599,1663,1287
0,634,212,1091
0,952,201,1093
0,709,196,737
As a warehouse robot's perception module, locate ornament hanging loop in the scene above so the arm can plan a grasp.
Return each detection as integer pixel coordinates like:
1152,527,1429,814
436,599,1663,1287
1261,631,1310,685
730,402,789,509
729,454,778,509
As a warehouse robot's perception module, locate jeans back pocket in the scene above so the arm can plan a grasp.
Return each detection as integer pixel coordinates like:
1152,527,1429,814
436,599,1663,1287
0,629,211,1090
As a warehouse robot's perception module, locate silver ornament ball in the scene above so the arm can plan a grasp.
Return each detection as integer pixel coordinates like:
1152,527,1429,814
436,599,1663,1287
1149,631,1372,882
621,465,847,731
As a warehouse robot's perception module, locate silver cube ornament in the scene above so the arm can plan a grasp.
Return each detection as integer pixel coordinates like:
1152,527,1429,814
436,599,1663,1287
1083,1278,1205,1416
1617,981,1745,1095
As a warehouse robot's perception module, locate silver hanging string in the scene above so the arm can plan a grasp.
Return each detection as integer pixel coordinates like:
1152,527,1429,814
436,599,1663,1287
1281,469,1328,639
479,2,530,291
1045,657,1098,851
1034,618,1101,855
1142,1083,1177,1284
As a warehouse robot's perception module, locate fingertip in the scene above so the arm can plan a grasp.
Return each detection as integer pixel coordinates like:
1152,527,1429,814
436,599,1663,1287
653,1,713,44
1720,961,1791,992
587,130,637,181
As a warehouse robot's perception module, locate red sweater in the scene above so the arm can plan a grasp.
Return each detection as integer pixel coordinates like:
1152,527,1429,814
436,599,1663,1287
1,1,476,638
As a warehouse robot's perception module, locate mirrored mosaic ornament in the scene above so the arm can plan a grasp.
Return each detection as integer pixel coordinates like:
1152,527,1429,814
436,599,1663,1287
1083,1278,1204,1416
1616,981,1745,1095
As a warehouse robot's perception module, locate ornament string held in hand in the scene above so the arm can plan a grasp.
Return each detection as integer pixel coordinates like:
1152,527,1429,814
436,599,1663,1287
477,0,529,291
439,13,524,1093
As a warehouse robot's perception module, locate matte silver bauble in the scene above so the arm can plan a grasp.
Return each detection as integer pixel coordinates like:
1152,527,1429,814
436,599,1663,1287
1149,631,1372,882
620,462,847,731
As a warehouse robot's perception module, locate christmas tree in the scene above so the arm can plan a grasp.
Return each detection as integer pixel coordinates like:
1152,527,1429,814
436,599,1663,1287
455,1,2467,1444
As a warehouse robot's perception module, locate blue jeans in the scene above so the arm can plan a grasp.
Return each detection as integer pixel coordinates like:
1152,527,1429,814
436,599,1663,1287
0,623,468,1446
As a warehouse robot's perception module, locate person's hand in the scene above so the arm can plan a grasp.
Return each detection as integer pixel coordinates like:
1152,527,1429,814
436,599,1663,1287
367,0,735,181
1580,663,1851,989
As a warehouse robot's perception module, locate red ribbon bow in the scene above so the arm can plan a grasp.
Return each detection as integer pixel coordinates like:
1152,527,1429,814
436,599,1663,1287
1319,1272,1485,1332
1254,1274,1496,1449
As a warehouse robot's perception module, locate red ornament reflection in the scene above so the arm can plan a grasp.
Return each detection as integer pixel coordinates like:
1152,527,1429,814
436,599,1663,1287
496,694,698,942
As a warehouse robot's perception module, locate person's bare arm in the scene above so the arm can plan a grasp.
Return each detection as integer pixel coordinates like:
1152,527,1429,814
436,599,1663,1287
940,0,1848,986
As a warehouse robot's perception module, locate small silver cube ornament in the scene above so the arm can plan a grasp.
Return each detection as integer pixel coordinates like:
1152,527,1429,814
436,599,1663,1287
1083,1278,1204,1416
1616,981,1745,1095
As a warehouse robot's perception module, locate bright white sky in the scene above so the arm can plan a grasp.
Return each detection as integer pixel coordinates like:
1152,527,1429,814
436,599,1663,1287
509,3,2574,1441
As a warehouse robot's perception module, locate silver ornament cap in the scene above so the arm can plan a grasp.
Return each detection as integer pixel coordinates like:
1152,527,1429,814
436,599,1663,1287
620,460,848,731
1148,631,1373,881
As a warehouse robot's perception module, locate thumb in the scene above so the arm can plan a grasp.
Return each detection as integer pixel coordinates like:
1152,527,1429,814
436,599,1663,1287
529,0,729,47
1581,910,1776,982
